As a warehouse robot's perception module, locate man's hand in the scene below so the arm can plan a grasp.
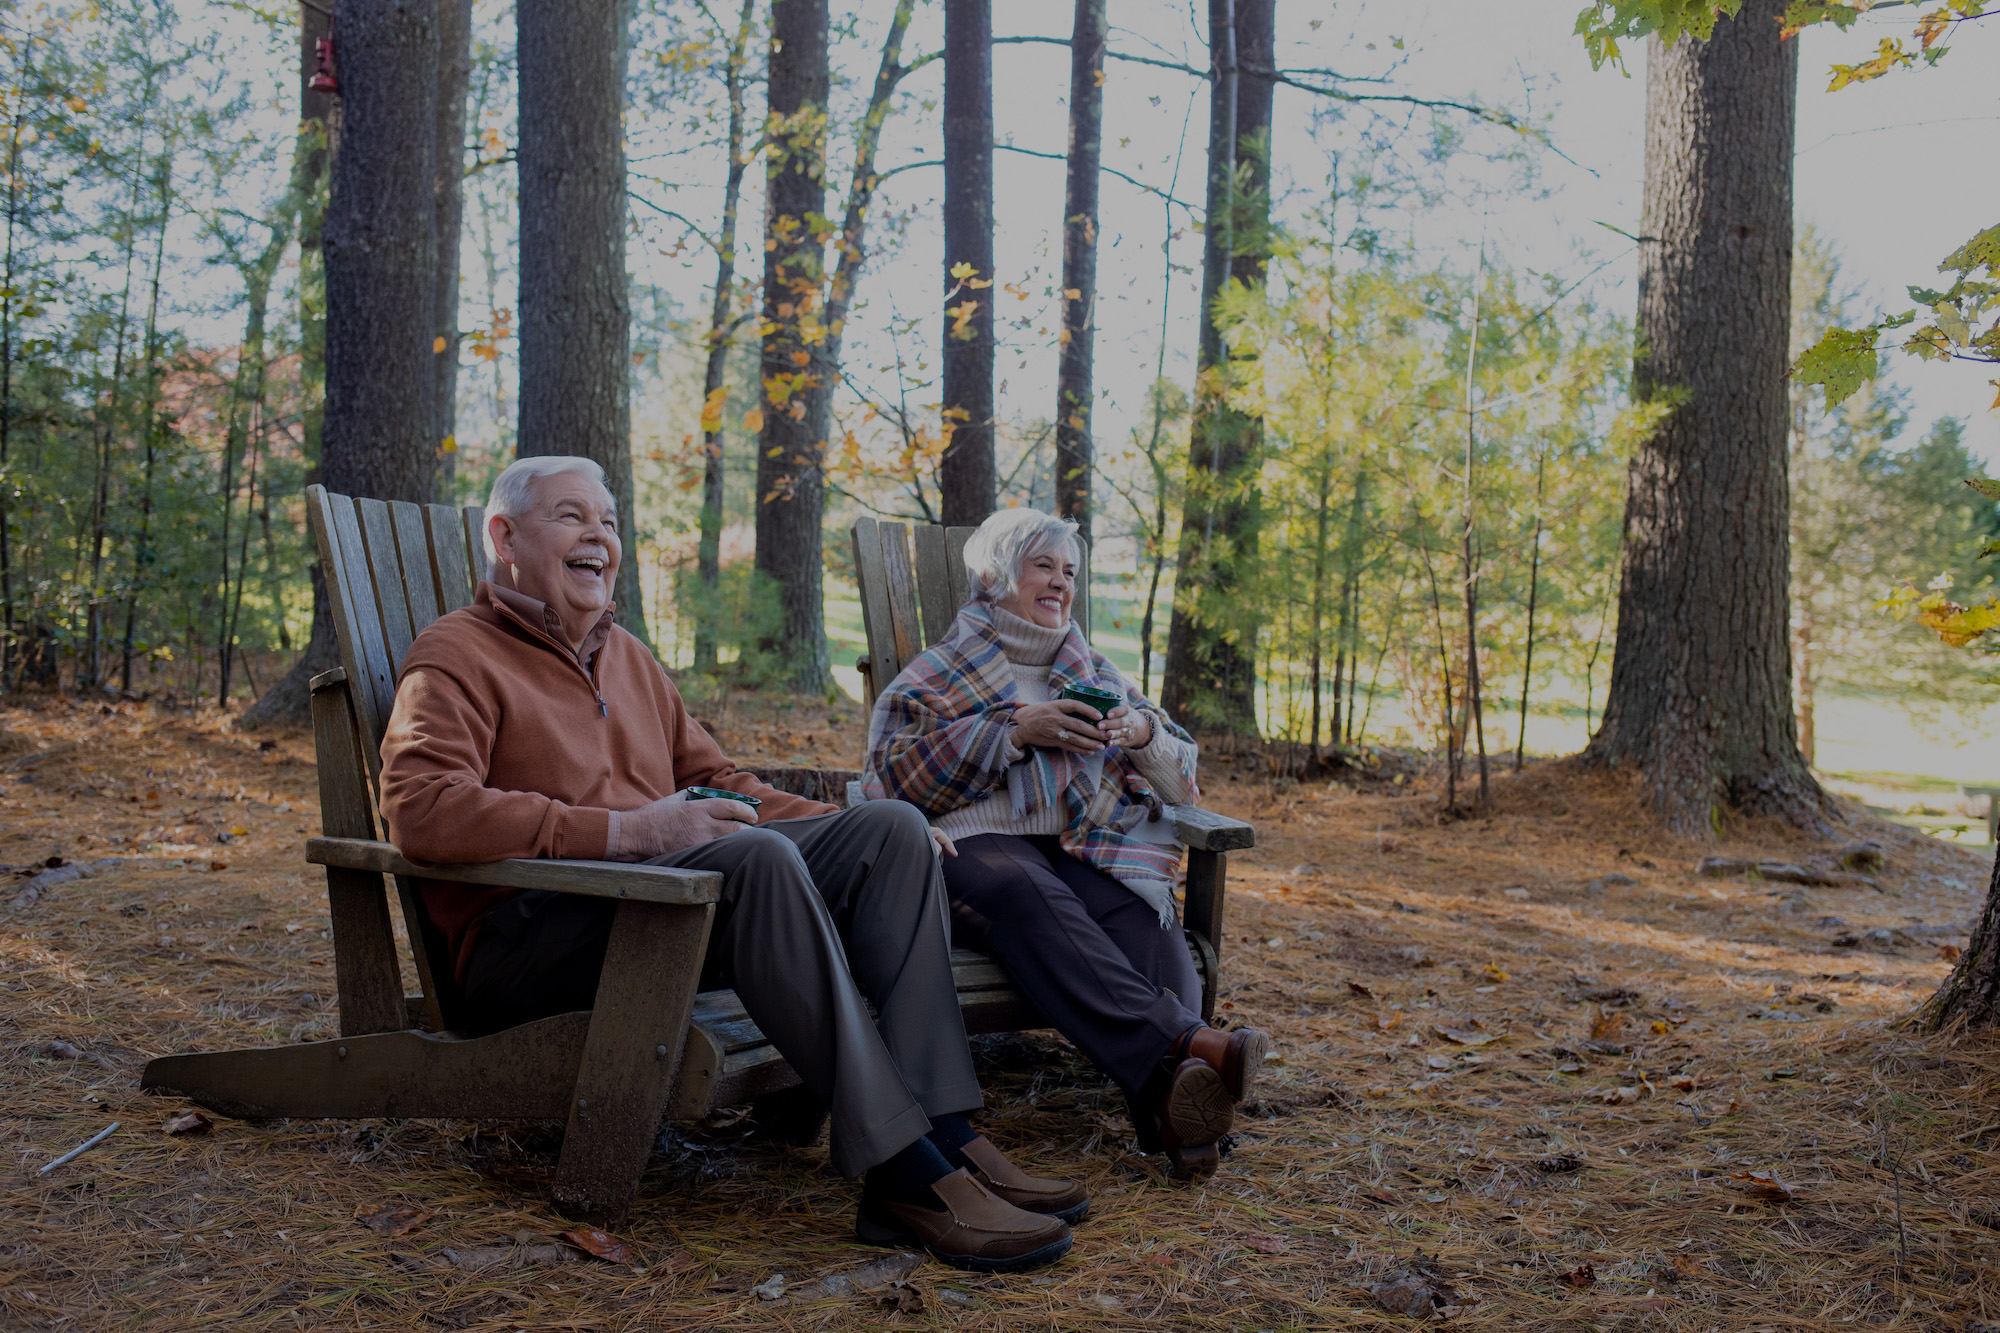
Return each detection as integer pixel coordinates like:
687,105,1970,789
1011,699,1107,753
618,791,757,858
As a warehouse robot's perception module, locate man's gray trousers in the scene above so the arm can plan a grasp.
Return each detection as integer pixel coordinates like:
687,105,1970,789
459,800,982,1177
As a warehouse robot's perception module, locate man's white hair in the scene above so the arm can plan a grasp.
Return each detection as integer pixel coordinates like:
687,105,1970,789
483,455,614,562
961,506,1080,604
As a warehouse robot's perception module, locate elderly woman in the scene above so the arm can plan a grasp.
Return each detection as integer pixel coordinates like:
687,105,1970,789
864,507,1266,1179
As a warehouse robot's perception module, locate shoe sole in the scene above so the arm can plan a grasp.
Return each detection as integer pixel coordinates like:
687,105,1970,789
856,1212,1074,1273
1166,1141,1219,1180
1165,1060,1234,1147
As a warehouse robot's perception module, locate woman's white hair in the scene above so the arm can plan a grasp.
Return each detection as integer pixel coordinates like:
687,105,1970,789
483,456,614,562
962,506,1080,604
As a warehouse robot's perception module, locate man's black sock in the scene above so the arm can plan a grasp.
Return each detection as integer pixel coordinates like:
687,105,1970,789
863,1136,954,1211
925,1112,979,1169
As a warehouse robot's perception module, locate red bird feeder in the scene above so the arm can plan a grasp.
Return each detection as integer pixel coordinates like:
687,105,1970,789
308,36,339,95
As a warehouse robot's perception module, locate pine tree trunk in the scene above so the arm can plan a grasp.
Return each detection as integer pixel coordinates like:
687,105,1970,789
693,0,757,674
1054,0,1105,541
939,0,995,526
755,0,833,691
1162,0,1272,735
321,0,438,511
516,0,649,642
1582,0,1832,836
238,1,341,728
433,0,470,497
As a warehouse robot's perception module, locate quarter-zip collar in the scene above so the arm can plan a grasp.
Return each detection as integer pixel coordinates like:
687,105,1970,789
480,581,617,716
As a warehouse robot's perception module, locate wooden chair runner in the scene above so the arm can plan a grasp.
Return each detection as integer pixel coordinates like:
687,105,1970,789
847,517,1254,1018
143,489,1064,1226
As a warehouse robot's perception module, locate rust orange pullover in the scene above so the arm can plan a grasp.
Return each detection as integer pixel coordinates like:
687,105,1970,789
378,581,835,979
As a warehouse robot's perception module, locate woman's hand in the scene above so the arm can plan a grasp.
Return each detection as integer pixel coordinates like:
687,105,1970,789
1102,703,1152,749
1011,699,1107,753
930,828,957,858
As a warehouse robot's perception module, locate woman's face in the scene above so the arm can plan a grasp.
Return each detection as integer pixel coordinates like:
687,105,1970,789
995,543,1077,629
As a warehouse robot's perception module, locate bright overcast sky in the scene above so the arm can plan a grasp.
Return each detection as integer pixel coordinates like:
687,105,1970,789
689,0,2000,475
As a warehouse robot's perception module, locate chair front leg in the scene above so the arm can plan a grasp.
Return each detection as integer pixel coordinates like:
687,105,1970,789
551,898,716,1227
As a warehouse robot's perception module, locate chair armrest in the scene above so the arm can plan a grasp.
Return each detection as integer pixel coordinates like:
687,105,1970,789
306,836,723,905
1166,805,1255,851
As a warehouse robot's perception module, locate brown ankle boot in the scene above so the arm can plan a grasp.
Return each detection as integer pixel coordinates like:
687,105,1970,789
958,1135,1090,1224
856,1168,1074,1273
1175,1025,1269,1102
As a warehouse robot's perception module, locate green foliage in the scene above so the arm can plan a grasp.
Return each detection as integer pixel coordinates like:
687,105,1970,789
1791,235,2000,725
1573,0,1745,71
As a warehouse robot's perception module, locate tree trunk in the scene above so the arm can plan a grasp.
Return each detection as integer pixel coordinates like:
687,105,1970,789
1053,0,1105,541
1582,0,1831,835
1161,0,1272,736
517,0,648,642
320,0,437,506
939,0,994,526
694,0,758,674
755,0,833,690
433,0,471,497
238,0,341,728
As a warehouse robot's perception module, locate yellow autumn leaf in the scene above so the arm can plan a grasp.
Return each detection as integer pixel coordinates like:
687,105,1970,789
699,385,727,432
742,408,765,434
432,335,447,353
439,434,458,453
949,260,976,282
1915,592,2000,647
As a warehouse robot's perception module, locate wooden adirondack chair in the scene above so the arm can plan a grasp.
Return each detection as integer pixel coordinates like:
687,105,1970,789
847,516,1254,1019
140,488,1155,1226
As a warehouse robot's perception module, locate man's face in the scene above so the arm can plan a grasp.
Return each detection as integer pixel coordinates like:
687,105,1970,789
488,471,622,644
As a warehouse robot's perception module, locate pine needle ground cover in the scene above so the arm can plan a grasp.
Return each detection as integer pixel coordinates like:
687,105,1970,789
3,696,1997,1332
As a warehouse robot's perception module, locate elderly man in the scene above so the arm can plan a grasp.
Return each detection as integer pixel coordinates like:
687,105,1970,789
376,455,1082,1273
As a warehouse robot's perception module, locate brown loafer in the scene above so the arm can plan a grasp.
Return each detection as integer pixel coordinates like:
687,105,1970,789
958,1135,1090,1224
1154,1057,1234,1180
856,1168,1073,1273
1180,1024,1269,1102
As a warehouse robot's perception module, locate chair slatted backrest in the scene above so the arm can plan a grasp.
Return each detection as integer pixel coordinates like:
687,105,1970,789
307,484,488,1031
851,517,1092,701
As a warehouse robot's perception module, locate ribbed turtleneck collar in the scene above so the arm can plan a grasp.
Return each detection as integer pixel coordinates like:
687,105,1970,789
989,604,1068,666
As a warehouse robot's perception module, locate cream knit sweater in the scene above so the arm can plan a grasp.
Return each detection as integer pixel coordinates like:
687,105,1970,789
933,606,1197,843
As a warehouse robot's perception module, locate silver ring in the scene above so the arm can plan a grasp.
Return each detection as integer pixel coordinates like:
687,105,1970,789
1058,729,1069,741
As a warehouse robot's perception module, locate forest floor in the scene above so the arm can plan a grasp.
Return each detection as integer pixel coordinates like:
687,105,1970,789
4,692,2000,1332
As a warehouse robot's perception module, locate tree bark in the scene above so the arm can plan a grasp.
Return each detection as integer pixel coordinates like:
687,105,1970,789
433,0,471,497
1582,0,1832,836
516,0,648,642
692,0,758,674
320,0,438,510
238,0,341,728
939,0,995,526
1054,0,1105,541
1161,0,1272,735
755,0,833,690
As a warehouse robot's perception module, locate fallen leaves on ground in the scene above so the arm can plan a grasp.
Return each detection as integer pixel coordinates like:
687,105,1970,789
1435,1025,1505,1046
561,1227,634,1264
162,1110,211,1135
1558,1262,1595,1288
1245,1234,1289,1254
439,1242,576,1272
354,1203,431,1237
1730,1169,1798,1202
1370,1261,1473,1318
778,1252,925,1305
1346,980,1375,998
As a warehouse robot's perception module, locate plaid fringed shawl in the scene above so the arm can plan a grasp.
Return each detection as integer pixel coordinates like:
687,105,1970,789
863,600,1198,926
